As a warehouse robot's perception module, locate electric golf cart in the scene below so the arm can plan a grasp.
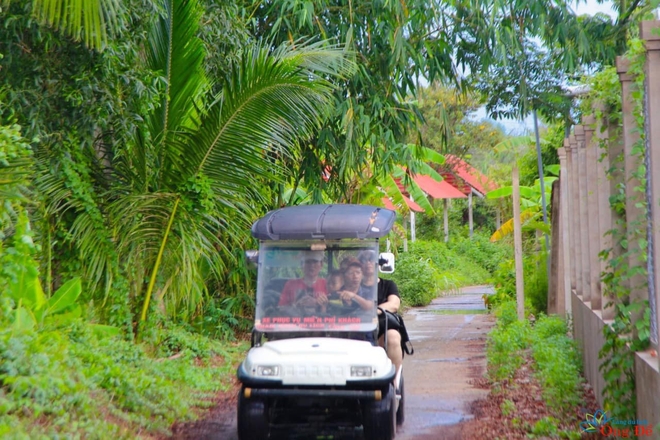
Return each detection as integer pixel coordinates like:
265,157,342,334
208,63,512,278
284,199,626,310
237,204,405,440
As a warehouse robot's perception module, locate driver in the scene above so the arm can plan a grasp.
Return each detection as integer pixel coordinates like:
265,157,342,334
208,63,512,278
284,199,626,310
278,250,328,313
358,250,403,373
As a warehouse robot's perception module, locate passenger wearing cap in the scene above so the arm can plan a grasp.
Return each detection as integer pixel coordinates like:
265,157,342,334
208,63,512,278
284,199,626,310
278,250,328,311
358,250,403,373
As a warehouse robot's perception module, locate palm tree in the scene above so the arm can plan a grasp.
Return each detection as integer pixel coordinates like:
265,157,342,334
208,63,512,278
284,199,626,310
39,0,352,328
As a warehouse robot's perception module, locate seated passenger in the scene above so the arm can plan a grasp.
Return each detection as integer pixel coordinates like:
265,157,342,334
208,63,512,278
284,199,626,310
278,250,328,313
326,270,344,300
336,261,373,311
339,255,360,272
358,250,403,373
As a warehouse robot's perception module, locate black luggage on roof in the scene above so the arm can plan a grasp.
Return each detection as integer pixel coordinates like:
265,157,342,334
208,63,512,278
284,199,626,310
251,204,396,240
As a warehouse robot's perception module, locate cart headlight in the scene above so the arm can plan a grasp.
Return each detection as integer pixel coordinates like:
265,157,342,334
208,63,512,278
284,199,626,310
350,366,373,377
256,365,280,377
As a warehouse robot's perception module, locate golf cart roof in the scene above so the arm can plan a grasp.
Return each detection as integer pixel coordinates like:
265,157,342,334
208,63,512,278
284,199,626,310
251,204,396,240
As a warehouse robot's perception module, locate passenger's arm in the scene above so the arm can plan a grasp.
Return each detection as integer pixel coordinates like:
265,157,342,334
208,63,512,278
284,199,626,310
378,294,400,314
338,290,372,311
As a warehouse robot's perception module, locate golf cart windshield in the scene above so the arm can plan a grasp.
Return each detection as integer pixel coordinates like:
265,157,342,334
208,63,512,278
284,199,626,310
255,240,379,333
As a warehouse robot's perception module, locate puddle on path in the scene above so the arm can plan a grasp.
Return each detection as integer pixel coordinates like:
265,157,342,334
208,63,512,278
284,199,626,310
426,309,488,315
397,395,474,438
423,357,469,363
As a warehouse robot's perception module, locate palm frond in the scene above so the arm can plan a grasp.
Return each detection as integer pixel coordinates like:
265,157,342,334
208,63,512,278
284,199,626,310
35,166,115,295
182,41,345,193
29,0,123,50
274,38,356,80
145,0,208,187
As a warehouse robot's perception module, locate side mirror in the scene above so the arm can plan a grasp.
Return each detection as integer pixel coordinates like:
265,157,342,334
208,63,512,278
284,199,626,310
245,250,259,270
378,252,395,273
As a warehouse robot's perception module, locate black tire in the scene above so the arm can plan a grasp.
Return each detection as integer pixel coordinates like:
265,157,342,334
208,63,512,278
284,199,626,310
362,384,396,440
396,374,405,426
237,388,269,440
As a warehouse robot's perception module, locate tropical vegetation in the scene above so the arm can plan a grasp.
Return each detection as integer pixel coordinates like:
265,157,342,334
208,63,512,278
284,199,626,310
481,301,586,439
1,0,656,435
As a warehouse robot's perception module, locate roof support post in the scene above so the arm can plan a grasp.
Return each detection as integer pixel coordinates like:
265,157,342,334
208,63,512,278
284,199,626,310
444,199,449,243
468,191,473,239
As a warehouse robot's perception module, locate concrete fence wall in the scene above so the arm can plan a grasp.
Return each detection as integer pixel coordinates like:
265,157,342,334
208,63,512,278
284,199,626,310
551,20,660,431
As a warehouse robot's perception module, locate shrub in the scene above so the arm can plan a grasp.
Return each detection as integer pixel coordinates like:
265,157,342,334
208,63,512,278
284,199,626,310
525,251,549,315
447,233,512,274
487,302,532,381
486,290,584,435
384,253,442,306
487,259,516,310
530,315,583,415
494,300,518,328
486,248,549,314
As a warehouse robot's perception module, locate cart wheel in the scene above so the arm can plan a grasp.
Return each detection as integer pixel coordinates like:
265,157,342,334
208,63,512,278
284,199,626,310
362,384,396,440
396,374,405,426
237,388,269,440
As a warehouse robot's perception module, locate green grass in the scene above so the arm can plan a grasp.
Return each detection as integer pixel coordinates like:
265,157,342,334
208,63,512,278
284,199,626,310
486,301,585,437
0,307,248,439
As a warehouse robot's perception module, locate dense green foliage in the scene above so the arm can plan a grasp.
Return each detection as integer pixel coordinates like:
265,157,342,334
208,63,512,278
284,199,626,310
382,234,511,307
0,299,248,437
487,302,584,435
240,0,462,204
412,84,505,159
487,247,549,314
2,0,656,432
2,0,355,333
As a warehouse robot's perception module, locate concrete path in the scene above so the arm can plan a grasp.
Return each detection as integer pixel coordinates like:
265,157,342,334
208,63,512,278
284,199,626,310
395,285,495,440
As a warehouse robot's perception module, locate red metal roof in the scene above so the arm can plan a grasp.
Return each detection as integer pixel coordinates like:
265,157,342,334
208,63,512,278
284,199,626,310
438,170,471,196
444,154,498,195
413,174,467,199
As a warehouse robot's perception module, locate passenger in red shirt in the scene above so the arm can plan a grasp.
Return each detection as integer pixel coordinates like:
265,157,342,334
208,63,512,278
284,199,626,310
278,250,328,312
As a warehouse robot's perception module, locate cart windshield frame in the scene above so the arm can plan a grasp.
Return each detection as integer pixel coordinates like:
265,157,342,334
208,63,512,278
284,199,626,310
254,240,380,333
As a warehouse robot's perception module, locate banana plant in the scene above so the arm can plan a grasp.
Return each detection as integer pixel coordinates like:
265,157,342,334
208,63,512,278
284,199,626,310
11,274,120,338
10,274,79,331
4,215,117,336
362,144,446,215
487,164,559,241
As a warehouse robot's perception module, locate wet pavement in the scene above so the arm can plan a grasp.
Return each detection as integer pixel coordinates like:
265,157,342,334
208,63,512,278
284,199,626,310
395,285,495,440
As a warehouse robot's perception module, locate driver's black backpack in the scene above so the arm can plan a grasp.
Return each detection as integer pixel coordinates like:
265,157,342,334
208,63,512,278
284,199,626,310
379,311,414,356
